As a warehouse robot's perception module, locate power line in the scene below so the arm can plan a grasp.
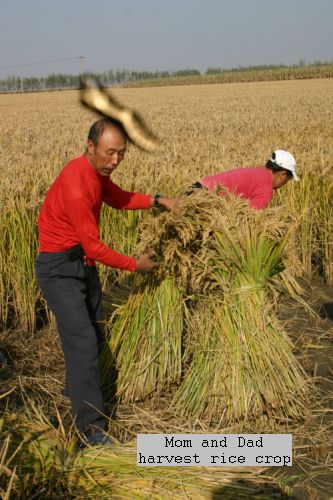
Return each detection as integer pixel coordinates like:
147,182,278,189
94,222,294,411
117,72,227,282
0,56,84,70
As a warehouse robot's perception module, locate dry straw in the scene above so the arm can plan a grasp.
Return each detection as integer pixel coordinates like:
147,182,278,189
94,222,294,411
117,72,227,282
0,404,292,499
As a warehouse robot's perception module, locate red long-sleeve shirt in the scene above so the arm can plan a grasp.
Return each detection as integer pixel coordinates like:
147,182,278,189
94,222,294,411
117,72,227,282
201,167,274,210
38,154,151,271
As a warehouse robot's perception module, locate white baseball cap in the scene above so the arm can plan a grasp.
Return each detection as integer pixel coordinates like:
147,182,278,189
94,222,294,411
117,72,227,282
269,150,299,181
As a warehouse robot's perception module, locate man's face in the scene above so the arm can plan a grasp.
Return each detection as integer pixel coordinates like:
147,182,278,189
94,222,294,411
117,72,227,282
87,126,127,176
273,170,292,190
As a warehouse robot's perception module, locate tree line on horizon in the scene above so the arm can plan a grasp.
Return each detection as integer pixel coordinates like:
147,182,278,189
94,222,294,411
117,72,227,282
0,60,332,93
0,68,200,92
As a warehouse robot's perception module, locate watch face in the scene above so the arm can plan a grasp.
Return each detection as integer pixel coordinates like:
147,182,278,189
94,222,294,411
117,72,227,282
155,194,161,207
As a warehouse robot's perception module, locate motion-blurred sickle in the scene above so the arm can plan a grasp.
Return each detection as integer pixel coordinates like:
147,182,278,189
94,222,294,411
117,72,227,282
80,77,159,152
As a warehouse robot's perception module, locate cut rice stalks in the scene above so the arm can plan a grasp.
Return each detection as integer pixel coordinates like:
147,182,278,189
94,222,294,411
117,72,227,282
134,190,309,422
173,293,308,424
1,409,294,499
101,276,184,403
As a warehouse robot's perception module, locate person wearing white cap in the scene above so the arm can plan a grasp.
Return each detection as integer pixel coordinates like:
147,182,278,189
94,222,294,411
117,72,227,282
191,150,299,210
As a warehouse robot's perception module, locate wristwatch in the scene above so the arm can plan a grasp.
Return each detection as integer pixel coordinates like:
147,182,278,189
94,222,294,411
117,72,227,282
154,193,161,207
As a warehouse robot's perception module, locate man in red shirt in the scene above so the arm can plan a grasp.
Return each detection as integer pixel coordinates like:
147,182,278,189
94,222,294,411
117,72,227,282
36,118,179,447
192,150,299,209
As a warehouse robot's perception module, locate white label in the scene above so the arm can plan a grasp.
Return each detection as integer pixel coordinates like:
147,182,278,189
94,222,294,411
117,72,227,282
137,434,292,467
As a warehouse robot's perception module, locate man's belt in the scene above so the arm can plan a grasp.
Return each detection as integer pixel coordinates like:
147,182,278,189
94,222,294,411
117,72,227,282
65,244,85,262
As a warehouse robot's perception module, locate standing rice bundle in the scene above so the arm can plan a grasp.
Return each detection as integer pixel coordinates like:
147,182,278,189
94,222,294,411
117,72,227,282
135,190,309,423
173,285,307,424
101,276,183,403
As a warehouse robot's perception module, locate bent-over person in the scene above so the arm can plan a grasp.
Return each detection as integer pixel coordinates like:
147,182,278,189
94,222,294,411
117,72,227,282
192,150,299,209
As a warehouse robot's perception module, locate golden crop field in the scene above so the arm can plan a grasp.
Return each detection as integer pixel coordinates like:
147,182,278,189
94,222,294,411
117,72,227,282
1,78,332,200
1,79,332,325
0,79,333,497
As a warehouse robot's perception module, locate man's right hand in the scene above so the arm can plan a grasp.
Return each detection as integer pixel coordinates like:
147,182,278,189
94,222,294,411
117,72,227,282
135,252,159,274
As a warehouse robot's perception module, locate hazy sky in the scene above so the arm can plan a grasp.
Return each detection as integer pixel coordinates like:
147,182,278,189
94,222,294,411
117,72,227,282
0,0,332,78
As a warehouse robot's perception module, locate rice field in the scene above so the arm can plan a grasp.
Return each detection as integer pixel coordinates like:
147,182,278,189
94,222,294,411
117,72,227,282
0,78,333,497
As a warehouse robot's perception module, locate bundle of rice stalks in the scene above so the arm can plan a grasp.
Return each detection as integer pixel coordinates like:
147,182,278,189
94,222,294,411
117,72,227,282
134,190,309,423
136,189,303,296
101,276,184,403
173,293,307,424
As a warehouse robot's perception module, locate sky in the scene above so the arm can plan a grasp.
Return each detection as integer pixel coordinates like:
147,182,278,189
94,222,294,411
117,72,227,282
0,0,332,79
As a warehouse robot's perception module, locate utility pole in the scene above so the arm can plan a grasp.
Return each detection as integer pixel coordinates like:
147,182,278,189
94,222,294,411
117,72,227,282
20,76,23,93
79,56,85,76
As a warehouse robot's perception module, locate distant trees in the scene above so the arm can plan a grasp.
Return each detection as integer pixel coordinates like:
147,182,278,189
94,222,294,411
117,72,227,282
0,73,80,92
205,60,330,75
0,68,203,92
0,61,332,92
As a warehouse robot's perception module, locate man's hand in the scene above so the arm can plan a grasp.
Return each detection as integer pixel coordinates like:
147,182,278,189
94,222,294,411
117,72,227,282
150,196,182,211
159,197,182,211
135,252,159,274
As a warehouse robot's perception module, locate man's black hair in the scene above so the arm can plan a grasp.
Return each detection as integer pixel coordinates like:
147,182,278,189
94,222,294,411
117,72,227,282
88,118,128,146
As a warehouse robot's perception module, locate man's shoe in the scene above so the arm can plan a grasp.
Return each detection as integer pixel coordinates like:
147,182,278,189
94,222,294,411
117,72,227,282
80,428,117,448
